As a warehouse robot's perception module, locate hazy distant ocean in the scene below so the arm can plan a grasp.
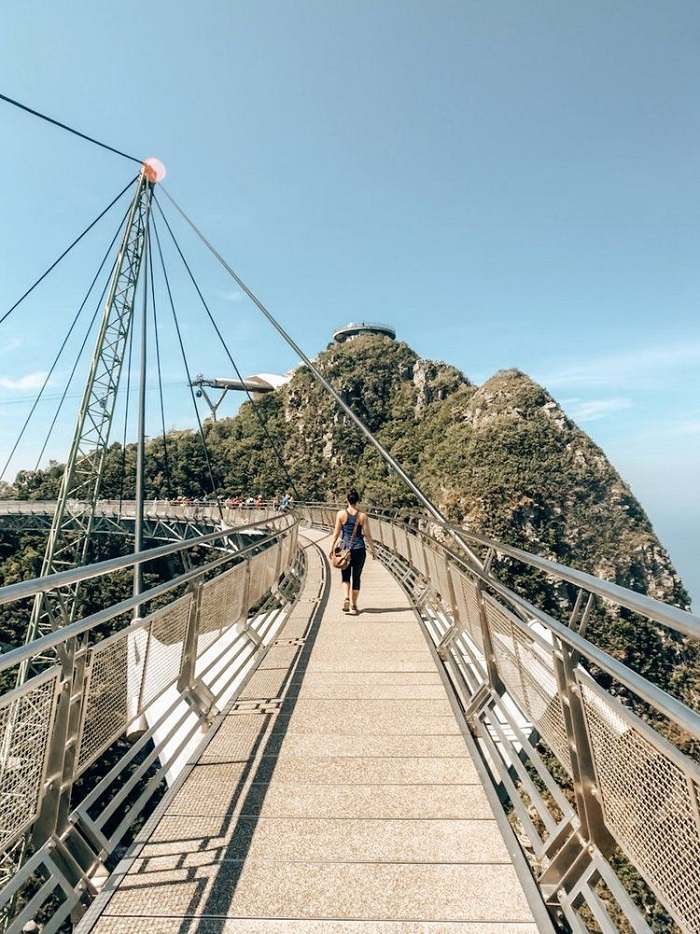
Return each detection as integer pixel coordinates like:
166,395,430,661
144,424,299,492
659,523,697,610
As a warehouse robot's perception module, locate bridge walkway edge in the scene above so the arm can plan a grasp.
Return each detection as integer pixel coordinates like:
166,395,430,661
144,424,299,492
77,528,545,933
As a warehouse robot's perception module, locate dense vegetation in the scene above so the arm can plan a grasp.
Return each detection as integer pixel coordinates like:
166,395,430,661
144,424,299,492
1,333,695,709
1,333,696,933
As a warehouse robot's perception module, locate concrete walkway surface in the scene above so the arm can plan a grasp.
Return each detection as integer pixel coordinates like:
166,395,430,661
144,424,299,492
81,528,540,933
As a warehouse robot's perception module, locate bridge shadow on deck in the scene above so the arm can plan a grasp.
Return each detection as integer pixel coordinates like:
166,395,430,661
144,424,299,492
85,530,540,932
173,537,332,931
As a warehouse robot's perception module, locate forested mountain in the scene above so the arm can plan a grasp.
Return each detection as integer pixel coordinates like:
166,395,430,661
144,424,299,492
1,332,695,705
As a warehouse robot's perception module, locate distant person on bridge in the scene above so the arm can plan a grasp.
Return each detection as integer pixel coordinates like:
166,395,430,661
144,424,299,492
329,489,376,615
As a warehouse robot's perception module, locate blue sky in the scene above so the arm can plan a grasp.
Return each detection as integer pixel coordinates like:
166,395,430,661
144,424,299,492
1,0,698,602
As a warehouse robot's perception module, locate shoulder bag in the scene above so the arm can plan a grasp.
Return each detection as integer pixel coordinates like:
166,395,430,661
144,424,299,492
331,512,361,569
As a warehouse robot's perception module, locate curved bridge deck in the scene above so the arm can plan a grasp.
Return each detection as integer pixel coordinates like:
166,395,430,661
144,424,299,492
81,530,539,932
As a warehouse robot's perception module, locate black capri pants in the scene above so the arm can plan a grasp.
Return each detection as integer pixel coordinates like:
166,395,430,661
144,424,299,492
341,547,367,590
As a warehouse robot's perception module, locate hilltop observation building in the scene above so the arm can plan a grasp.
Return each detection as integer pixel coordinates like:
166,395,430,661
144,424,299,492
333,321,396,343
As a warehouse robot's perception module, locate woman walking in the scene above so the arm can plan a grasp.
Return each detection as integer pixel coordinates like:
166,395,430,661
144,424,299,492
329,489,376,615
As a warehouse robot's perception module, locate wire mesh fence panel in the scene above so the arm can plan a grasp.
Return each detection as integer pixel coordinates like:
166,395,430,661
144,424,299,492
375,519,394,550
392,526,412,565
0,671,59,849
263,541,282,594
199,571,230,636
324,506,337,528
286,524,299,570
580,676,700,934
421,543,452,611
308,505,332,529
485,594,572,774
448,565,485,651
77,632,132,774
407,532,428,578
422,540,442,593
404,529,421,571
248,549,272,607
277,531,290,577
220,562,247,631
280,525,299,578
138,595,192,712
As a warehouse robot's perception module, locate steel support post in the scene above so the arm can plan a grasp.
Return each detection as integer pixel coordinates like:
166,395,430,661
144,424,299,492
435,547,465,657
177,580,203,694
539,640,614,900
176,577,218,726
31,638,79,849
475,583,506,697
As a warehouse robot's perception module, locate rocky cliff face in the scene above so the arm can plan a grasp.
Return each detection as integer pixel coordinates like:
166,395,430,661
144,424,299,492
7,331,693,700
275,334,695,705
278,334,688,606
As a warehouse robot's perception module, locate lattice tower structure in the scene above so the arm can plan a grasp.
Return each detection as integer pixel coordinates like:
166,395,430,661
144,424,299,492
19,169,155,677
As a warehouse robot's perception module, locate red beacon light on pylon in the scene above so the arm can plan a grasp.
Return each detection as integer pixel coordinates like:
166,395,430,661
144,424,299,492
142,157,166,183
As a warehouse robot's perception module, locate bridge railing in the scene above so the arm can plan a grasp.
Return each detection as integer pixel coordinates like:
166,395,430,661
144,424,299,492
0,499,281,524
0,511,303,933
303,504,700,934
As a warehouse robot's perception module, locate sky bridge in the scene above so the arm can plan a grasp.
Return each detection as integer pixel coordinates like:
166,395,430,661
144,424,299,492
79,526,541,932
1,504,699,934
0,104,699,934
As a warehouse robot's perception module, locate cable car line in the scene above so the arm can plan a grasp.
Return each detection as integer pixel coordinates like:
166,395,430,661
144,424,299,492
0,175,137,327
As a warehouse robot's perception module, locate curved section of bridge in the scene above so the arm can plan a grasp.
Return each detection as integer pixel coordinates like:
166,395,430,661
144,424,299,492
80,527,543,932
0,500,280,542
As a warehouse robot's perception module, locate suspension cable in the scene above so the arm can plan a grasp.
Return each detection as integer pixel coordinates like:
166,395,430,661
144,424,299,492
1,204,131,482
150,215,224,518
0,176,137,327
153,196,301,501
0,93,143,164
148,239,173,499
158,186,481,567
32,298,104,473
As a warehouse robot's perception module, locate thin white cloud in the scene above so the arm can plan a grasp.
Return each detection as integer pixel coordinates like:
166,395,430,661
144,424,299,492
540,341,700,390
562,397,633,422
0,338,23,358
0,371,48,391
642,415,700,438
211,288,244,303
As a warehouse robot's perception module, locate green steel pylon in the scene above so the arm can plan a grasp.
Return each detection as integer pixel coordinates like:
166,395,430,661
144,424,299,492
19,165,157,676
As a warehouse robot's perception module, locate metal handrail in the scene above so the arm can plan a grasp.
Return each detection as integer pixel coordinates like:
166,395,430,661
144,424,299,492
0,512,304,933
0,511,291,609
0,521,289,675
311,501,697,639
442,523,698,638
301,503,700,934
